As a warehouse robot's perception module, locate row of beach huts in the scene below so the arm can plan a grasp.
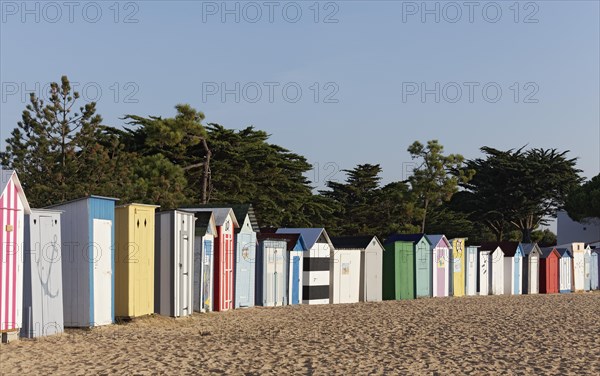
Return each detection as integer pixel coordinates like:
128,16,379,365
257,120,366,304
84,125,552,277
1,169,599,342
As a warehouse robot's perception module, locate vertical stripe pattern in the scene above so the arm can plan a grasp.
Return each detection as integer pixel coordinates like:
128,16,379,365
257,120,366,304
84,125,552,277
1,179,21,332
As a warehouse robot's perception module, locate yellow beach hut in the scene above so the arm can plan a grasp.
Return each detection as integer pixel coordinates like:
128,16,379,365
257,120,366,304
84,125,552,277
115,203,160,318
450,238,467,296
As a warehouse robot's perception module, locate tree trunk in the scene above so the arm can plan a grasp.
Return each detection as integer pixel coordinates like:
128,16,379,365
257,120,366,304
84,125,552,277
521,227,532,243
421,199,428,233
201,138,212,204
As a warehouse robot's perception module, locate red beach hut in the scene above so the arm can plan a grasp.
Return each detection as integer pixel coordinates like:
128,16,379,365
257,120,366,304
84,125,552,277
540,247,560,294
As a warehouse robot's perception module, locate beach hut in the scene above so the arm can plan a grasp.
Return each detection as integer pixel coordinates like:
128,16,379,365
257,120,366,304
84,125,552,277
477,249,492,295
181,208,238,311
557,242,586,292
230,205,259,309
50,195,118,328
557,248,572,293
590,248,599,290
114,203,159,319
192,212,217,312
255,233,289,306
154,210,195,317
483,242,523,295
185,205,258,308
277,228,334,305
0,170,30,342
427,235,450,298
465,246,479,296
449,238,467,297
539,247,560,294
328,237,363,304
330,236,384,302
382,237,414,300
383,234,431,298
479,243,504,295
21,209,63,339
583,245,591,291
520,243,541,294
282,233,306,305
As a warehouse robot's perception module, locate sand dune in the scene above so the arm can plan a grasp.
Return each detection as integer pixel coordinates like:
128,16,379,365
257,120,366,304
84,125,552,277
1,293,599,375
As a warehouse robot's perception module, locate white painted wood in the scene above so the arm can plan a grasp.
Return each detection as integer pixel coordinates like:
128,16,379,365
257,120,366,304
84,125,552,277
92,219,112,326
491,248,505,295
479,251,491,295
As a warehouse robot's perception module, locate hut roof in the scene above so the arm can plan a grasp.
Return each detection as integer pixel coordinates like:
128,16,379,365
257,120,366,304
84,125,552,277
426,235,450,248
277,228,332,250
384,233,430,246
0,169,31,213
479,241,521,256
183,204,257,231
557,248,572,258
330,236,381,250
258,232,306,251
540,247,559,258
180,207,239,228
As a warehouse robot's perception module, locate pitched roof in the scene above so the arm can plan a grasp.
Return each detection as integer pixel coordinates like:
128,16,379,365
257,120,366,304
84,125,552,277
258,233,306,251
384,233,430,246
540,247,559,258
426,235,450,248
521,243,541,256
180,207,239,228
276,228,331,250
479,241,521,257
557,248,572,258
1,169,31,214
194,212,217,237
184,204,259,232
330,236,381,250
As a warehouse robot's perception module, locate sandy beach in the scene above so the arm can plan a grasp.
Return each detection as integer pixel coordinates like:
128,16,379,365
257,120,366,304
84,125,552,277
1,293,599,375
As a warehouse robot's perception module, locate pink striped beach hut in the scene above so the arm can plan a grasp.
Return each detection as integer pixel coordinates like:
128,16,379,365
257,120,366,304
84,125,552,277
0,169,31,342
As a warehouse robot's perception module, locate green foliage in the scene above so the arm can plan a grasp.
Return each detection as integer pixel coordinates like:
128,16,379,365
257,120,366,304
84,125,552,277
0,76,116,206
455,146,582,242
531,229,557,247
407,140,473,232
206,124,327,227
1,76,585,243
565,174,600,221
319,165,421,239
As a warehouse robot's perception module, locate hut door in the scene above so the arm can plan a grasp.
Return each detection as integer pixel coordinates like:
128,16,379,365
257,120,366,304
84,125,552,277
365,251,378,302
274,246,285,306
223,233,234,310
133,210,151,316
467,250,476,295
584,253,591,291
202,240,213,311
436,248,445,296
265,246,275,305
591,253,599,290
339,253,351,303
193,238,202,312
513,257,520,294
92,219,112,326
291,256,300,304
530,256,539,293
548,257,558,293
236,233,253,307
179,230,190,316
38,215,59,334
479,253,489,295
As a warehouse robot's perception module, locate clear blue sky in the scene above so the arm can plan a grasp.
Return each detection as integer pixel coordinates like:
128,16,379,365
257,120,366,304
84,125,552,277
1,1,599,191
